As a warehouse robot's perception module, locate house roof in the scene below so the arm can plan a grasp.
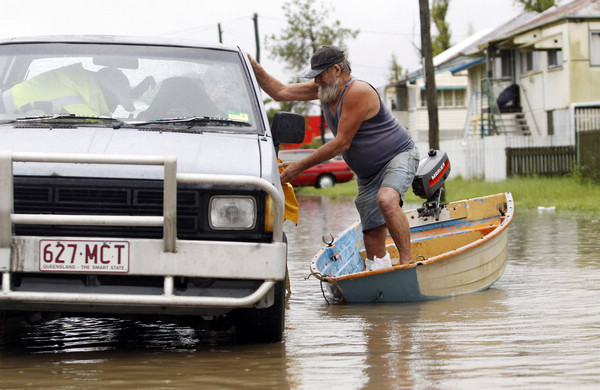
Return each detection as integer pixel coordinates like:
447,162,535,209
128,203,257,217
432,29,492,66
462,11,539,55
390,10,542,86
387,30,496,87
486,0,600,47
447,57,485,74
386,0,600,89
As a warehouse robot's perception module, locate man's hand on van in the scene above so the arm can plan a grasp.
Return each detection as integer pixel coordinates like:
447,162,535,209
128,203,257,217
279,160,302,184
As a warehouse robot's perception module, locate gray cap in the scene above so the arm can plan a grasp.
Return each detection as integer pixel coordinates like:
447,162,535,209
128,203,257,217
302,46,345,79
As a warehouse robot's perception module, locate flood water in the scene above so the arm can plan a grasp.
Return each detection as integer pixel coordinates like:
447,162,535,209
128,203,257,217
1,195,599,389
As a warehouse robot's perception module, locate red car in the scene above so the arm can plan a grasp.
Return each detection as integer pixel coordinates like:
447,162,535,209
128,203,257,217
279,149,354,188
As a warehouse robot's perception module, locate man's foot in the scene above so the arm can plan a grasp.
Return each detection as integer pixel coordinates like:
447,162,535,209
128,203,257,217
372,253,392,270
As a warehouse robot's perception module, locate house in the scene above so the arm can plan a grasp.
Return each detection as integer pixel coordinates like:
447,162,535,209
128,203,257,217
464,0,600,144
383,30,492,143
386,0,600,181
387,0,600,143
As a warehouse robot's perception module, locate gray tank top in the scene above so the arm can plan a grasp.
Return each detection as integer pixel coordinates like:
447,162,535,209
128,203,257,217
322,78,414,184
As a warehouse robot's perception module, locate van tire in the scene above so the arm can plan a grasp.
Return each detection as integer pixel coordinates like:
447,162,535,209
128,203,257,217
232,279,285,343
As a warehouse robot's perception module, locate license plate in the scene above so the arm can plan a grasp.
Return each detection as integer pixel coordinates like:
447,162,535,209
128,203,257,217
39,240,129,273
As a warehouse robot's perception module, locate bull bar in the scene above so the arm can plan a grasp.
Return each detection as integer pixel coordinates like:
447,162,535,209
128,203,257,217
0,151,284,309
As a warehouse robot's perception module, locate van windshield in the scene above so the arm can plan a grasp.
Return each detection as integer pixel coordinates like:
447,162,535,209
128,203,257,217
0,42,263,134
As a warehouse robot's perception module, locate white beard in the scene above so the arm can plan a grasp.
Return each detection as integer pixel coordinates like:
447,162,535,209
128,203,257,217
318,78,342,103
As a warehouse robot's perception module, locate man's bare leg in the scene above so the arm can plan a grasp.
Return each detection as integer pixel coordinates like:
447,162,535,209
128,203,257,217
362,225,388,261
377,187,412,265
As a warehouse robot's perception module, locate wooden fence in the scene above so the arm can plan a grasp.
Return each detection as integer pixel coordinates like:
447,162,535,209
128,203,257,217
578,130,600,181
506,146,576,176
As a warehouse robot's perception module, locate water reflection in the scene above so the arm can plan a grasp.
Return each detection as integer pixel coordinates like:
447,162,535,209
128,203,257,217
17,317,212,353
1,341,290,389
299,288,512,389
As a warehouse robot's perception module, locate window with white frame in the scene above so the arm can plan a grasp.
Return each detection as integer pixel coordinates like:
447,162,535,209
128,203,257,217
520,51,540,73
548,49,563,68
420,88,466,108
591,31,600,66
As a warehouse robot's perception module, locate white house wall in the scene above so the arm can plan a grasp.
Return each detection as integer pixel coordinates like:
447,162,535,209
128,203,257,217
544,64,569,110
516,20,600,137
519,71,545,136
411,107,468,141
569,21,600,103
391,111,409,131
392,70,470,143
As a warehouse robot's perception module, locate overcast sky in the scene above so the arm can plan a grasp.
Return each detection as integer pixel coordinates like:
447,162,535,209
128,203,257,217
0,0,524,88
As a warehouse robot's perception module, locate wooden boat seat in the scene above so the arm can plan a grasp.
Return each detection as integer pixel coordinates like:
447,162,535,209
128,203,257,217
370,222,497,265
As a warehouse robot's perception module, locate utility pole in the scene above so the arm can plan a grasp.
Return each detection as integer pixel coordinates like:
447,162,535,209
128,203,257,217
218,23,223,44
419,0,440,150
253,13,260,63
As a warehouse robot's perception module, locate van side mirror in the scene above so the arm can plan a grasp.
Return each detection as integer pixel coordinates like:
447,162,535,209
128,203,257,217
271,112,305,147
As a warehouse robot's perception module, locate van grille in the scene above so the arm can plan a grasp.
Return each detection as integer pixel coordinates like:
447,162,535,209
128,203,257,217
13,176,270,242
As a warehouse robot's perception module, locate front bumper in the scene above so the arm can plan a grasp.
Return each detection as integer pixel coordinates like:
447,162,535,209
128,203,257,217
0,151,286,315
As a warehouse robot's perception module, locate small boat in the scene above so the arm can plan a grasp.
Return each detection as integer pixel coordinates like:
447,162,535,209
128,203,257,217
309,150,514,303
310,192,514,303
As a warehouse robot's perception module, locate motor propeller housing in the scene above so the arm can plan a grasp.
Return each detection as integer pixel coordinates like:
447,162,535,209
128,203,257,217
412,149,451,201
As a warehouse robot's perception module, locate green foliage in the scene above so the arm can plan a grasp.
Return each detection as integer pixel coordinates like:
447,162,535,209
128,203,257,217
431,0,451,56
267,0,359,74
442,176,600,217
295,176,600,217
265,0,359,115
388,54,405,83
515,0,556,12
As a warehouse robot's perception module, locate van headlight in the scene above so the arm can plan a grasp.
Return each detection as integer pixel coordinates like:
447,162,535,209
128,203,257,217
209,196,257,230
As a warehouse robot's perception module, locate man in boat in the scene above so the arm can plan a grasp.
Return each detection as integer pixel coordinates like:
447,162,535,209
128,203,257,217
248,46,419,270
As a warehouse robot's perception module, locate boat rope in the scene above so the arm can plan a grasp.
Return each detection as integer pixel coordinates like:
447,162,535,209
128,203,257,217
304,272,331,304
319,280,331,305
304,271,323,280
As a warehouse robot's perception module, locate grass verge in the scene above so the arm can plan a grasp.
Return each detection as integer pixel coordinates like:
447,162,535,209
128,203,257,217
293,176,600,217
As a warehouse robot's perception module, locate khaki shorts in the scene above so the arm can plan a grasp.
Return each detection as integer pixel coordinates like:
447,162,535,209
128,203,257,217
354,146,419,231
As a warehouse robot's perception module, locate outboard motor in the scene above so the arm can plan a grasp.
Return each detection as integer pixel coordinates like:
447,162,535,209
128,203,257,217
412,149,451,220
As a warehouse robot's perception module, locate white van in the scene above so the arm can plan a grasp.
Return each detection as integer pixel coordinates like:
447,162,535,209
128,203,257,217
0,35,304,343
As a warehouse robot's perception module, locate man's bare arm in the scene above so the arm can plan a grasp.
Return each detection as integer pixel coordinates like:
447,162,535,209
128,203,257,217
279,138,346,183
248,55,318,102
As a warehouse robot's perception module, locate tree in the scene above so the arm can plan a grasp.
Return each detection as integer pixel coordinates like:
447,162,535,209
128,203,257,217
515,0,556,12
267,0,359,73
266,0,359,115
388,54,405,84
431,0,451,56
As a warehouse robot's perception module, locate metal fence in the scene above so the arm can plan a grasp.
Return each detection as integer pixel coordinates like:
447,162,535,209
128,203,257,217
506,146,576,176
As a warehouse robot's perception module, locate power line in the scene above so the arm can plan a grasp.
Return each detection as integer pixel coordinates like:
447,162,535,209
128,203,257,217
163,14,254,36
361,28,418,37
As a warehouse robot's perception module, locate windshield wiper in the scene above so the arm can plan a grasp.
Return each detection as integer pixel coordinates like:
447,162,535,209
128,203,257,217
134,116,251,129
13,114,124,128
